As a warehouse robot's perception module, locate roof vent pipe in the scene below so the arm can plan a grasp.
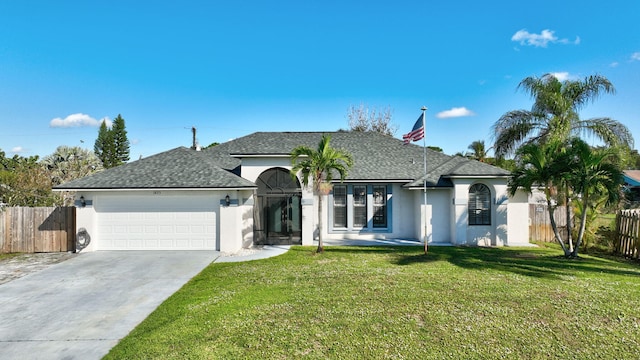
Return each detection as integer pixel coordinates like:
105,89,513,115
191,126,200,151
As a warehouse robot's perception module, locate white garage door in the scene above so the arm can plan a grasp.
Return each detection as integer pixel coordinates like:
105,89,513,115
96,194,217,250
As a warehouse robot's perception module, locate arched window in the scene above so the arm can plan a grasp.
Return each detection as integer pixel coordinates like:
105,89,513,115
468,183,491,225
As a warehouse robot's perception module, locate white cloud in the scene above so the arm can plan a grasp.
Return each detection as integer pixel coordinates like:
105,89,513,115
550,72,570,81
631,52,640,61
610,62,619,68
511,29,578,48
50,113,111,128
436,107,476,119
10,146,25,153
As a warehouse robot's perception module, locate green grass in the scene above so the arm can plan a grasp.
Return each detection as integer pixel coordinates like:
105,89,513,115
106,246,640,359
0,252,21,261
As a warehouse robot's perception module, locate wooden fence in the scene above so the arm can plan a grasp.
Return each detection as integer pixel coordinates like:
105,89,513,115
0,207,76,253
529,204,569,242
615,209,640,259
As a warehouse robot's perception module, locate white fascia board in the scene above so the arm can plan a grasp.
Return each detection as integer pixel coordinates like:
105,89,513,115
52,187,257,192
444,175,510,179
405,186,449,190
331,179,413,184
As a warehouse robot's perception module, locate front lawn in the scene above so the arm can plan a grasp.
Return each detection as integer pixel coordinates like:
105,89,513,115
106,246,640,359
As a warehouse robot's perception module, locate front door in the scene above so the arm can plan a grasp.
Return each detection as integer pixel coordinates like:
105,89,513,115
264,195,301,244
254,168,303,245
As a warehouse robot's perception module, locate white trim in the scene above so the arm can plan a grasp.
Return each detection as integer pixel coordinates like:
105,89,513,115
445,175,510,179
332,179,412,184
53,187,256,192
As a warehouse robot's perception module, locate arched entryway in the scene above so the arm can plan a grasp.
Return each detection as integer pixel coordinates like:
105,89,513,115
254,168,302,245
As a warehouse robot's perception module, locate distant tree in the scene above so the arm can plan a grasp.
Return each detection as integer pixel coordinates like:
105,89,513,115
290,134,353,253
94,115,130,168
111,114,130,166
204,142,220,149
42,146,103,205
0,151,57,206
427,146,443,153
466,140,488,162
94,120,113,167
347,104,397,136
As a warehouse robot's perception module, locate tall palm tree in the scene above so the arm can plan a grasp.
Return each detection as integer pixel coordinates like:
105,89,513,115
290,134,353,253
493,74,633,158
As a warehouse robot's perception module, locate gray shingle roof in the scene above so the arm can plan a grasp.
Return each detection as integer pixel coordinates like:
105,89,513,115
56,132,511,190
207,131,510,187
54,147,256,190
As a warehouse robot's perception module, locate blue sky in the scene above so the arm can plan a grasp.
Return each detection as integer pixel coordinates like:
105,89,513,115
1,1,639,160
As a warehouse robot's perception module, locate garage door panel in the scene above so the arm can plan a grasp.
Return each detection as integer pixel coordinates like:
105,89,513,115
96,194,217,250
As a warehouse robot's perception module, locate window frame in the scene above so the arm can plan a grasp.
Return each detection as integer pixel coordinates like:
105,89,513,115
332,185,348,228
372,185,387,228
330,184,390,233
468,183,491,226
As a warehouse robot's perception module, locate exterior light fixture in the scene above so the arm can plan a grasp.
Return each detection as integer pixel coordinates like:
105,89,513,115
79,196,86,208
225,195,231,206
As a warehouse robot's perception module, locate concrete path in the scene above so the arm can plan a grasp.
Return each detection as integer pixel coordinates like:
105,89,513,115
0,241,424,359
0,251,218,360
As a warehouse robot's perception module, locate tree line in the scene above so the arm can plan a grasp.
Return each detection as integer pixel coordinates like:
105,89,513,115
0,114,130,207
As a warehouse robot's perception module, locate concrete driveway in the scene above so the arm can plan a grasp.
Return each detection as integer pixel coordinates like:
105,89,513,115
0,251,218,360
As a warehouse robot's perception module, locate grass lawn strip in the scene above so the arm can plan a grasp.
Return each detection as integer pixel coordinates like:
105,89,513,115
105,245,640,359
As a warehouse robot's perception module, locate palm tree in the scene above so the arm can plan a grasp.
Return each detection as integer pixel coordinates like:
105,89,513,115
290,134,353,253
42,146,103,205
493,74,633,158
508,141,573,255
563,138,623,257
466,140,488,162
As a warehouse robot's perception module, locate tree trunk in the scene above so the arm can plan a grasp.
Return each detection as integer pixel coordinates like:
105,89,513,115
572,193,589,258
547,198,570,257
565,189,574,254
316,191,324,253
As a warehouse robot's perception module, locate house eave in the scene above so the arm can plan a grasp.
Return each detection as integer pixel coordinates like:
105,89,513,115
330,179,414,184
444,174,510,179
52,186,258,192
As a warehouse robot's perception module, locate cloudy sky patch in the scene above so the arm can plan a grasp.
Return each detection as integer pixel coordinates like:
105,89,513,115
50,113,111,128
436,107,476,119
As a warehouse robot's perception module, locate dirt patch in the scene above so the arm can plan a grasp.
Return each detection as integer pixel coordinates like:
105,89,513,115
0,252,77,285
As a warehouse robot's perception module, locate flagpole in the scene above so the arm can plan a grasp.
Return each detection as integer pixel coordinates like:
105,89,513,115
421,106,428,254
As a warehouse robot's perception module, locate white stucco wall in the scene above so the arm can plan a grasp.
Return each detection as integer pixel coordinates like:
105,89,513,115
428,189,453,243
450,178,517,246
507,189,530,245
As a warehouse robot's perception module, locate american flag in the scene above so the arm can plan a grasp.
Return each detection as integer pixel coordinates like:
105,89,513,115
403,113,425,144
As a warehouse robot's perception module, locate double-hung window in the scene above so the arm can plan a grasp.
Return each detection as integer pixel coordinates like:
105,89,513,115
333,185,347,228
373,185,387,228
353,185,367,227
331,184,389,232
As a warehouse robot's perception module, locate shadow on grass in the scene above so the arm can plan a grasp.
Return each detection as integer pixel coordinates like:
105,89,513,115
304,245,640,280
